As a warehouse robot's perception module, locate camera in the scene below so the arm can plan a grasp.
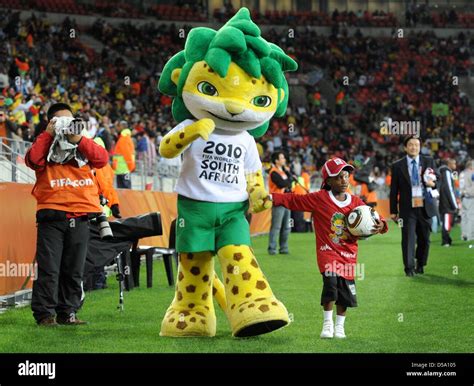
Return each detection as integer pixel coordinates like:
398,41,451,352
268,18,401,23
52,116,86,136
96,213,113,240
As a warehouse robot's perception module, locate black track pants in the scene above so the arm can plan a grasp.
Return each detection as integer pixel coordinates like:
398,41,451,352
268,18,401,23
31,217,89,322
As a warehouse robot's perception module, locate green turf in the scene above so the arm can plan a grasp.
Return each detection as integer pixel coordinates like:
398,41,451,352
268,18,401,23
0,223,473,353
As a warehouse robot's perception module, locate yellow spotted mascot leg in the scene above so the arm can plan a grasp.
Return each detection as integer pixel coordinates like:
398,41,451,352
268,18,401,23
161,251,217,336
217,244,289,337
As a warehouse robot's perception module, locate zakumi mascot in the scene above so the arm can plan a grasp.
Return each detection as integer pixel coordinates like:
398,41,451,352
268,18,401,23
158,7,298,337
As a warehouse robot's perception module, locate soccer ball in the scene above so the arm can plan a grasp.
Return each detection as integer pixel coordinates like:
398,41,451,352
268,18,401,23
346,205,380,237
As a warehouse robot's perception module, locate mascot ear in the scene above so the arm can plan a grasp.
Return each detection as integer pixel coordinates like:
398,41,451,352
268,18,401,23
158,51,186,96
278,88,285,104
171,68,182,86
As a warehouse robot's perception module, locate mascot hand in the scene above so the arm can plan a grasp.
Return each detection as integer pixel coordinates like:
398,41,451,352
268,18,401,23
249,188,272,213
188,118,215,141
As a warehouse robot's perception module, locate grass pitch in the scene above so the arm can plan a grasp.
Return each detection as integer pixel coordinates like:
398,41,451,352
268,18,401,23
0,223,473,353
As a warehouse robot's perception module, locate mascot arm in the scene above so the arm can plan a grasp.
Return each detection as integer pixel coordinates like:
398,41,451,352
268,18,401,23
159,118,215,158
246,170,272,213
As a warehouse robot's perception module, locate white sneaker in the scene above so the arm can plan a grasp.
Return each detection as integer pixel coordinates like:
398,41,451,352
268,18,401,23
320,320,334,338
334,324,346,339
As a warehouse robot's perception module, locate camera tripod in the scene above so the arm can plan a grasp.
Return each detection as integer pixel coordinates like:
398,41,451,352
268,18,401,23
114,252,125,311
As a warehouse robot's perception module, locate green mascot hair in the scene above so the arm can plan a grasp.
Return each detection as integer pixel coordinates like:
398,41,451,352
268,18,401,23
158,7,298,138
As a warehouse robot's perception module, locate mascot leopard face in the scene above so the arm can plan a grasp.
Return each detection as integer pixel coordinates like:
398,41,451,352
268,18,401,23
179,61,280,132
158,8,298,138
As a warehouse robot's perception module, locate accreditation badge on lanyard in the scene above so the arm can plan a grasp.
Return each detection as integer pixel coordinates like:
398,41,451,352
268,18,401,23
412,166,424,208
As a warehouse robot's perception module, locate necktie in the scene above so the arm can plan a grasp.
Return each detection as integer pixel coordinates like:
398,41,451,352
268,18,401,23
411,159,419,186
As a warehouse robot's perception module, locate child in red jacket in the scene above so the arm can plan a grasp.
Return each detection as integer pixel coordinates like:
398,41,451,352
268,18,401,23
271,158,388,339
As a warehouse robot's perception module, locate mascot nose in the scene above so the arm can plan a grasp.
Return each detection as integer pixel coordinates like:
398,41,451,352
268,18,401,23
224,101,245,116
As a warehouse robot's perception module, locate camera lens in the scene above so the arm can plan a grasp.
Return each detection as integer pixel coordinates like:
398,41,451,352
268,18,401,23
97,214,113,240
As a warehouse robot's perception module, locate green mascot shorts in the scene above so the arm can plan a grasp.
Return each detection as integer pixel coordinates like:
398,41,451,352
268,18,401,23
176,195,251,253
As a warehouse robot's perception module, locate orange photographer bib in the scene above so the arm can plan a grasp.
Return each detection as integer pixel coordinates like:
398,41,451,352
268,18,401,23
32,162,102,213
268,166,289,194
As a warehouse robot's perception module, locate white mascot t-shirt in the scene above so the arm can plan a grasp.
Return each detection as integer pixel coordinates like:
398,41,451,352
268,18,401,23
168,119,262,203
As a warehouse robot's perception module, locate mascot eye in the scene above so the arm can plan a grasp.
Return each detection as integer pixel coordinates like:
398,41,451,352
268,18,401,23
252,95,272,107
197,81,218,96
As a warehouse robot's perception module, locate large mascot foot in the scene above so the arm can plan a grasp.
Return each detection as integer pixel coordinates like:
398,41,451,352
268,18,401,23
217,245,289,337
160,251,216,337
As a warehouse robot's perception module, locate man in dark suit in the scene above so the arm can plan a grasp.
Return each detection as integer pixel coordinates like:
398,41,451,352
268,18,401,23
390,136,439,277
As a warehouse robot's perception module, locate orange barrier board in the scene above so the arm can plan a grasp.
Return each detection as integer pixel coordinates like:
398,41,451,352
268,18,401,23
0,182,391,296
0,183,179,296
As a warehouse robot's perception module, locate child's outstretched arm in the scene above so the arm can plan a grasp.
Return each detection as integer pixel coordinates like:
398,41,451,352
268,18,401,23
272,192,317,212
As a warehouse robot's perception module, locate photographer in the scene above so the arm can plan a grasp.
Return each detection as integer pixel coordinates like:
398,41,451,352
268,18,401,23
267,151,293,255
25,103,109,326
291,164,311,232
94,137,121,219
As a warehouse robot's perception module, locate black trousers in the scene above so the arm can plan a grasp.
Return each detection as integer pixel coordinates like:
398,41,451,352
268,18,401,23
31,217,90,322
116,173,131,189
400,208,432,273
440,212,454,246
291,211,306,233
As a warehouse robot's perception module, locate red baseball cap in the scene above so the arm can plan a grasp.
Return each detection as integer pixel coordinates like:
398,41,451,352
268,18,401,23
321,157,354,189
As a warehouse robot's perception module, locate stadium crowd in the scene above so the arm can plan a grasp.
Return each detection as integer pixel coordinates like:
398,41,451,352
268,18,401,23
1,10,473,202
3,0,474,29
